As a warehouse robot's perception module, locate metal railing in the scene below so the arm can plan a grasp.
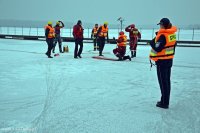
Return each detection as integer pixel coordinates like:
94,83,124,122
0,26,200,41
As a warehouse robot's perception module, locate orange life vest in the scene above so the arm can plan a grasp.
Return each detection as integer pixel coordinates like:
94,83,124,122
150,26,177,61
45,25,55,38
98,25,108,37
92,27,99,35
117,35,127,47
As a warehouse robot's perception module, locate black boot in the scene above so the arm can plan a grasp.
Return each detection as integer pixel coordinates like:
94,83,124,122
156,101,169,109
116,54,123,61
59,45,63,53
131,51,134,58
78,55,82,58
123,56,131,61
52,48,55,53
99,51,103,56
133,51,136,57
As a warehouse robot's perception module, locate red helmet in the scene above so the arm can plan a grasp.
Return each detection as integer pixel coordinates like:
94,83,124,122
130,24,135,28
119,31,124,35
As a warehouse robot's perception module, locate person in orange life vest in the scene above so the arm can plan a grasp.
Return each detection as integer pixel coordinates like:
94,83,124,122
113,31,131,61
96,22,109,56
149,18,177,109
45,21,55,58
125,24,141,58
53,21,65,53
73,20,84,59
91,24,99,51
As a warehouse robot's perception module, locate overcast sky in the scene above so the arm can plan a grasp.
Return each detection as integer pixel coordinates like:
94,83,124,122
0,0,199,26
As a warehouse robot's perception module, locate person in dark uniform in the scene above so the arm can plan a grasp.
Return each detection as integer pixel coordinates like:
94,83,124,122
45,21,55,58
53,20,64,53
96,22,109,56
73,20,84,58
91,24,99,51
149,18,177,109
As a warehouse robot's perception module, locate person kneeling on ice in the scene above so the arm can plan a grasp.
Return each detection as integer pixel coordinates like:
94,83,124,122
113,31,131,61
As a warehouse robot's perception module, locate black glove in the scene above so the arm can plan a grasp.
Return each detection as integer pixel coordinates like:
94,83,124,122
138,38,141,42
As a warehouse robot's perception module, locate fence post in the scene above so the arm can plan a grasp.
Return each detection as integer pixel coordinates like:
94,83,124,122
192,28,194,41
29,27,31,36
177,28,180,41
15,26,16,35
152,28,154,39
37,27,38,36
88,28,89,38
70,27,71,37
7,27,9,34
22,26,23,35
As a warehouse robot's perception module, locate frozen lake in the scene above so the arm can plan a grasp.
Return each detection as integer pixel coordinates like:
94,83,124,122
0,39,200,133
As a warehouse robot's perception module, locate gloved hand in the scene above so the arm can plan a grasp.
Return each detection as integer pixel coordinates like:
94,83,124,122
138,38,141,42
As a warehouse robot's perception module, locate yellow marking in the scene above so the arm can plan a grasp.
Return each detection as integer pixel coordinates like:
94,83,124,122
168,34,176,42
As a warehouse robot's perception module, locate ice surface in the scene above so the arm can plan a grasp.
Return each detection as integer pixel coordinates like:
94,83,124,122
0,39,200,133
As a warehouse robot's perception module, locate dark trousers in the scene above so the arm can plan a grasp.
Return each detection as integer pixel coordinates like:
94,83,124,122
46,38,54,56
156,65,172,106
74,38,83,58
93,38,98,50
53,34,62,52
98,37,105,55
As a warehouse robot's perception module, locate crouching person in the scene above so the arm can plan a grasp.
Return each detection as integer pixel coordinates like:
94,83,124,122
113,31,131,61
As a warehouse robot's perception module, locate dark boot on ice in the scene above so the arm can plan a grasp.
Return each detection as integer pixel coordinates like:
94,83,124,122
123,56,131,61
78,55,82,58
133,51,136,57
156,101,168,109
131,51,134,58
59,45,63,53
118,56,123,61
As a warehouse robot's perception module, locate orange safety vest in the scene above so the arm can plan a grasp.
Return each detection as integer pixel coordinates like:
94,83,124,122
150,26,177,61
117,35,127,47
45,25,55,38
92,27,99,35
98,26,108,37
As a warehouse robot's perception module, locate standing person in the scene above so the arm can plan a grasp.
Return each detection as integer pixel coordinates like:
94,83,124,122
113,31,131,61
125,24,141,58
149,18,177,109
53,21,65,53
91,24,99,51
45,21,55,58
73,20,84,58
96,22,109,56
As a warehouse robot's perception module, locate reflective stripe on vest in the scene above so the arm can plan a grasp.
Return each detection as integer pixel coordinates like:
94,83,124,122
99,26,108,37
45,25,55,38
117,35,127,47
150,26,177,61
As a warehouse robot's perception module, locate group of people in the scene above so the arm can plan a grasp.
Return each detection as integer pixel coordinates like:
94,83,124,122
45,18,177,109
90,22,141,61
45,21,65,58
45,20,141,60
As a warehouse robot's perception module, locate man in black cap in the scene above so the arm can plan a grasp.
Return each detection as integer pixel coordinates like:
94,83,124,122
73,20,84,58
148,18,177,109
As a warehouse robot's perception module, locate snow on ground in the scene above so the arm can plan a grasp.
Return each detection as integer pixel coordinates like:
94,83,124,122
0,39,200,133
